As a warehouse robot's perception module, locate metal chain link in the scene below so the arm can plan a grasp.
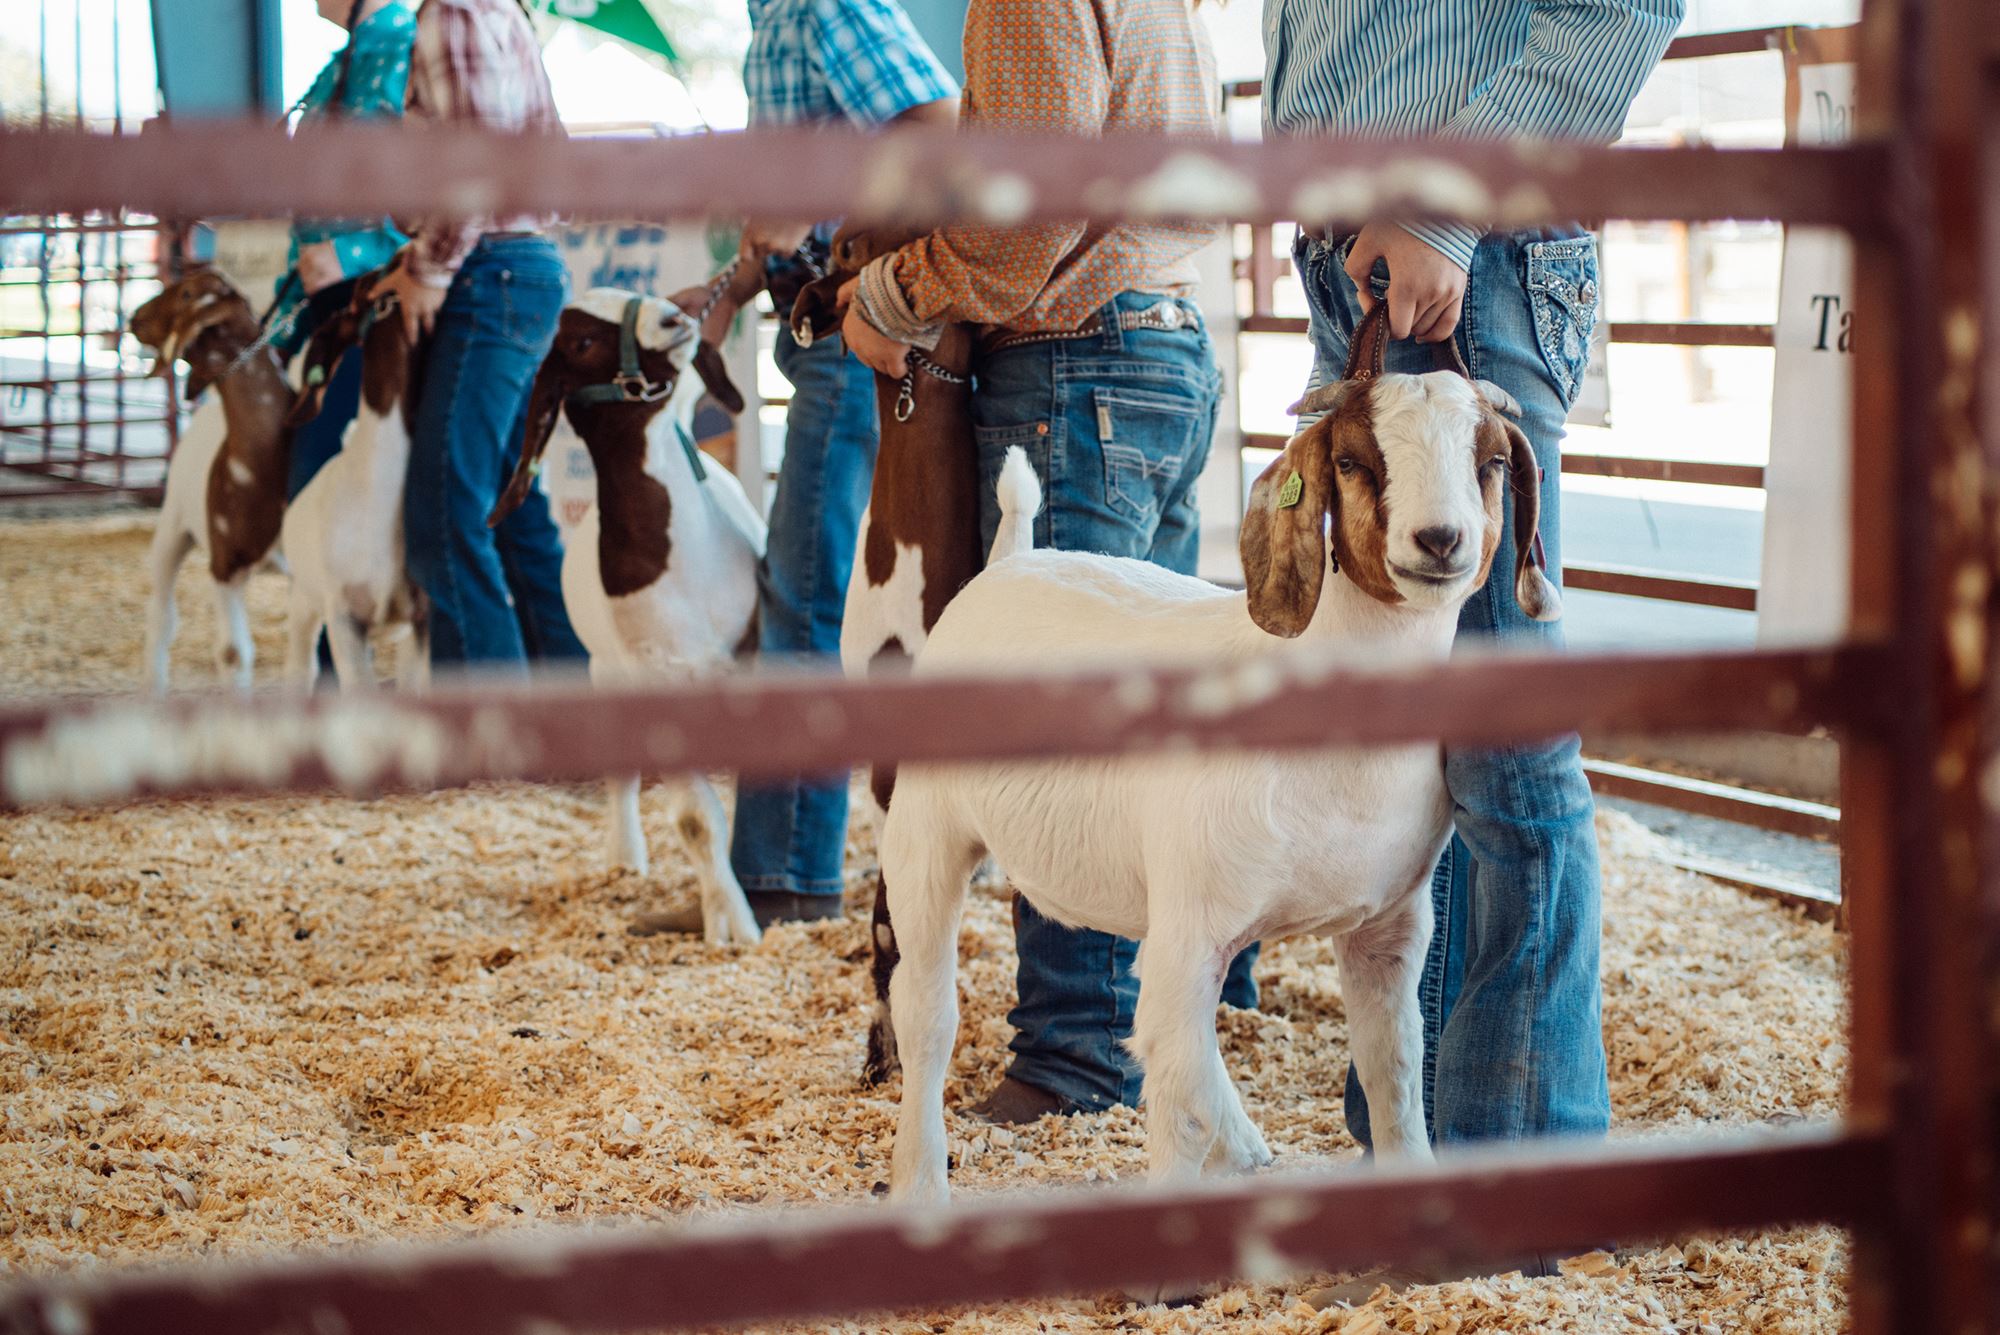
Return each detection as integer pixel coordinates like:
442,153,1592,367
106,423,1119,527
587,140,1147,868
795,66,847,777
893,350,968,423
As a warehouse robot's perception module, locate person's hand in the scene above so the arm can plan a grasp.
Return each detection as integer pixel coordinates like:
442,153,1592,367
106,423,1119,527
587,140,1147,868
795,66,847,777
838,276,910,378
369,263,447,342
295,241,344,295
1344,222,1469,343
741,221,814,261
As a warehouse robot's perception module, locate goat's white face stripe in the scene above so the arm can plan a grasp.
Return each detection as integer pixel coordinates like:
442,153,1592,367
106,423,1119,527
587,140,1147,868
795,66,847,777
573,288,691,351
1368,373,1491,598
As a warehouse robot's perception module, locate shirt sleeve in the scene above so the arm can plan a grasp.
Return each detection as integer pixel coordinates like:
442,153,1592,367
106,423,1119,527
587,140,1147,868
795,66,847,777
293,14,416,258
1404,0,1684,270
882,0,1106,329
812,0,958,126
402,0,490,287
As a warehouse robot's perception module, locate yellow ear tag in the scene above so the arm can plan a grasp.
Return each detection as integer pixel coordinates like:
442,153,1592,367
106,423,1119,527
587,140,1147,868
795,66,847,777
306,365,325,387
1277,470,1304,509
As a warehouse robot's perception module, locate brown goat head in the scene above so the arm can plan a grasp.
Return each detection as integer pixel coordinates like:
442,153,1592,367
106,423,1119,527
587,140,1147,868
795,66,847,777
130,268,258,402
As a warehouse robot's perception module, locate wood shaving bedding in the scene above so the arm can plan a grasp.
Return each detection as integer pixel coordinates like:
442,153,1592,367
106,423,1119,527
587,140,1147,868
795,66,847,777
0,516,1848,1332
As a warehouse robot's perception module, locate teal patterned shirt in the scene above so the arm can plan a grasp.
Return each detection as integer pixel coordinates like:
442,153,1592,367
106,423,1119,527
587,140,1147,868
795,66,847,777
276,0,417,322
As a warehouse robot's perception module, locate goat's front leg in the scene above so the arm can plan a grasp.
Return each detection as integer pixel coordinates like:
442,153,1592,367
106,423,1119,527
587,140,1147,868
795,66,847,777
283,593,323,691
862,870,901,1085
1205,1037,1273,1174
669,776,761,946
394,610,430,693
607,775,648,874
1333,891,1435,1162
211,573,256,691
1128,928,1237,1186
143,527,194,694
323,611,375,690
883,800,979,1207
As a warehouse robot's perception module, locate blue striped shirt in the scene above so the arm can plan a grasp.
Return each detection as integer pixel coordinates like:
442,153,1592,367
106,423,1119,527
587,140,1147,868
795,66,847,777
744,0,958,129
1263,0,1684,268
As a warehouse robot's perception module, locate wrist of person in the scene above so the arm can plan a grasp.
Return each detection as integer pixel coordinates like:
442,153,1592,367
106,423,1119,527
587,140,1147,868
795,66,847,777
855,257,942,351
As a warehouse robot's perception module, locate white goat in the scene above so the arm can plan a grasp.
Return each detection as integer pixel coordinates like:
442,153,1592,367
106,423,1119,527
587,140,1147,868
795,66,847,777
279,262,429,691
489,288,764,946
879,364,1560,1205
130,270,298,693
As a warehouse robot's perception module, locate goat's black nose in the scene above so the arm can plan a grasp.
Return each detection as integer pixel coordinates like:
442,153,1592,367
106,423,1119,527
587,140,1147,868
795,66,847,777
1415,526,1463,561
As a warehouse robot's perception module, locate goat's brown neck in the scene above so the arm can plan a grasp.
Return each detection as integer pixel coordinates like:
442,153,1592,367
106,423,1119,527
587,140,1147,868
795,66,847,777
862,323,979,631
203,314,296,583
576,403,675,598
212,317,294,463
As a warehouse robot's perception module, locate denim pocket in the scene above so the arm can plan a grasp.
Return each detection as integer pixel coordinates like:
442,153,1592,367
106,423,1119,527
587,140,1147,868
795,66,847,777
495,267,566,357
1093,387,1198,524
1524,237,1600,406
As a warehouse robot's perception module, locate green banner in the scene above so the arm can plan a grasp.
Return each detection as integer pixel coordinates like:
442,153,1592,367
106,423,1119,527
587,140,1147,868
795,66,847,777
537,0,684,70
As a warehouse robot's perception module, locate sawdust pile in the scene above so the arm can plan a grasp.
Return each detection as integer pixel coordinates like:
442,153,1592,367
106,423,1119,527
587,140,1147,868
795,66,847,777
0,515,1849,1332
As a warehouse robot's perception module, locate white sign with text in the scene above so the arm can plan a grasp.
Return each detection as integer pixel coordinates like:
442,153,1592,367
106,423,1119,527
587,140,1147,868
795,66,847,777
1759,61,1855,645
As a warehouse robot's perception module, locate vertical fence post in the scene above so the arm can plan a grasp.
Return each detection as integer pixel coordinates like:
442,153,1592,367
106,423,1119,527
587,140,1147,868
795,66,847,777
1844,0,1996,1330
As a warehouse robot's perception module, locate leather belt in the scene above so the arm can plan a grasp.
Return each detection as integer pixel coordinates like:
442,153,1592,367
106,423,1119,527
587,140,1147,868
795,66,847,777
980,299,1201,357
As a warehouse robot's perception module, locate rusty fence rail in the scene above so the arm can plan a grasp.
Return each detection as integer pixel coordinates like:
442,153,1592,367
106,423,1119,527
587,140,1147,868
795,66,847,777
0,1127,1874,1335
0,21,1990,1325
0,123,1888,233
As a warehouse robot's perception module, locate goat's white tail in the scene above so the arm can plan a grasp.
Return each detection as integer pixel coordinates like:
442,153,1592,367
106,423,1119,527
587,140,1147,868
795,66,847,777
988,446,1043,564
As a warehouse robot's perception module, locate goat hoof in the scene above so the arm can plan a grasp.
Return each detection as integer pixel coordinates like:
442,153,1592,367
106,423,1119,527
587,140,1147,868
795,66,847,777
1121,1281,1205,1308
861,1025,900,1087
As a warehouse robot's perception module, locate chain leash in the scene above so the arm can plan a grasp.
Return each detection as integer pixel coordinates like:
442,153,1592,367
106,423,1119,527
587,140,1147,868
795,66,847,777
893,350,968,423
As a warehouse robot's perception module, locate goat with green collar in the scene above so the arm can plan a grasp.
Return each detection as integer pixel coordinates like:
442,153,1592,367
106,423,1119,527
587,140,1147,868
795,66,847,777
489,288,764,947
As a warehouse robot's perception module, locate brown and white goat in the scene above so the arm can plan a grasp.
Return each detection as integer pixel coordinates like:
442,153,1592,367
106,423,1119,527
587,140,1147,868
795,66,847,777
281,259,429,690
489,288,764,946
791,226,979,1084
130,269,296,692
880,332,1560,1204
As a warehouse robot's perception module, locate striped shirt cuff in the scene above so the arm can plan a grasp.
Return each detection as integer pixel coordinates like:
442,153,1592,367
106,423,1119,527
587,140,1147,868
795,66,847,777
1399,221,1482,272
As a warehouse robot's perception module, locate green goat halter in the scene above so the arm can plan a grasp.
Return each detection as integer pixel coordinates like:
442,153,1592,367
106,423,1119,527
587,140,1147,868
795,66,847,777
565,295,707,482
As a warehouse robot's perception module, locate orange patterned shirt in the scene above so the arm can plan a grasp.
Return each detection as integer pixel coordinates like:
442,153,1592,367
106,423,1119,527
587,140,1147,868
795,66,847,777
887,0,1222,333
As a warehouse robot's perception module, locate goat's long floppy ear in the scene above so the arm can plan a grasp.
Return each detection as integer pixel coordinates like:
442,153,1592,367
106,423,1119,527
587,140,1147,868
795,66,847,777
692,342,744,416
172,300,243,402
284,307,360,427
1241,416,1340,638
1501,419,1562,622
489,354,569,529
788,274,848,347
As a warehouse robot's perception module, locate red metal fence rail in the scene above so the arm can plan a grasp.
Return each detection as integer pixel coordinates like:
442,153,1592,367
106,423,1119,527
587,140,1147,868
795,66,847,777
0,3,1991,1328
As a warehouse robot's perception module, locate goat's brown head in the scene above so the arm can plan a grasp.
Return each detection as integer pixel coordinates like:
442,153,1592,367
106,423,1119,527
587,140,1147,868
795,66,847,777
488,289,741,528
1240,371,1560,638
130,268,257,402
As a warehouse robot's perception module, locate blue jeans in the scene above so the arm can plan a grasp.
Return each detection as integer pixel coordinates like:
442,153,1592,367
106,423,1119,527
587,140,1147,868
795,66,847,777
971,291,1258,1113
729,332,880,897
404,235,586,668
1294,228,1610,1148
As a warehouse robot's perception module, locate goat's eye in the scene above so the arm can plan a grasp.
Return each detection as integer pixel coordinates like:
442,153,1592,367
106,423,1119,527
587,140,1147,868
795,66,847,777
1335,456,1359,476
1480,456,1506,478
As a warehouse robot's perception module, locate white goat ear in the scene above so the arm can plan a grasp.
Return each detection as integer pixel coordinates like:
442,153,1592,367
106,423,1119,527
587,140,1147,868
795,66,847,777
1474,380,1522,417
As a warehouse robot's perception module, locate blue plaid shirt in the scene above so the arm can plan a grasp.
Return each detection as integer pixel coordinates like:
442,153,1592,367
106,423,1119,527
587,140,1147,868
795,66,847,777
743,0,957,129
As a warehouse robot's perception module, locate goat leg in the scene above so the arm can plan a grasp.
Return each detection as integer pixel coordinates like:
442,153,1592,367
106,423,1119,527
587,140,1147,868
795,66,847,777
862,869,902,1085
